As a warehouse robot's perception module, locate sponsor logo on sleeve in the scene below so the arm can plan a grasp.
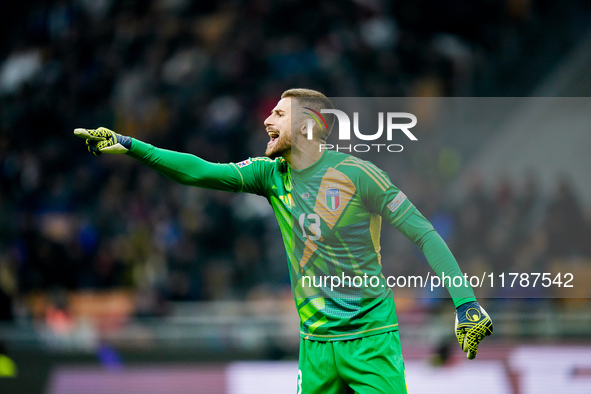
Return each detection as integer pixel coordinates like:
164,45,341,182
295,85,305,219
387,192,407,212
236,159,252,168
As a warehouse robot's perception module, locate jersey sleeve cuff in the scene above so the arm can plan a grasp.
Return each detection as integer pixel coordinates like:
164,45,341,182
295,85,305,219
453,296,477,309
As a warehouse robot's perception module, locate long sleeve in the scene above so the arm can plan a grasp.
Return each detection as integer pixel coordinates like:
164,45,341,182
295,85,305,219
126,138,243,192
397,210,476,307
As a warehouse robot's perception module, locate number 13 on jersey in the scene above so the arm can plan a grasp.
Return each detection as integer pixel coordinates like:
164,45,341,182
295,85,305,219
298,213,322,241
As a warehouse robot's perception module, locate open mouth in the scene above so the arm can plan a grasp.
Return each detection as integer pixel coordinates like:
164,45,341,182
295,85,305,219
267,130,279,146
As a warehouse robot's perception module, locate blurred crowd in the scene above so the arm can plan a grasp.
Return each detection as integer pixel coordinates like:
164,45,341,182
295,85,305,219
1,0,590,321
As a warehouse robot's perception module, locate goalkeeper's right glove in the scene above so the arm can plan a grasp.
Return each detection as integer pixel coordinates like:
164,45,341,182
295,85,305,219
455,301,493,359
73,127,132,156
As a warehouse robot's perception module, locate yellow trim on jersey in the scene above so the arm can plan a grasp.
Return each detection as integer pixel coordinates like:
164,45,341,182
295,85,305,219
229,163,245,192
337,157,391,191
369,213,382,266
356,159,391,190
300,323,399,339
393,205,413,225
299,237,319,269
338,162,387,192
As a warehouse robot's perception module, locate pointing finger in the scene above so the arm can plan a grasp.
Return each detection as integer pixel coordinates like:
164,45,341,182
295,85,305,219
74,128,106,141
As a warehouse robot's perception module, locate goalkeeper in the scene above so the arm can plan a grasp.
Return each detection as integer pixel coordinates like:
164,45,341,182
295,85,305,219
74,88,492,393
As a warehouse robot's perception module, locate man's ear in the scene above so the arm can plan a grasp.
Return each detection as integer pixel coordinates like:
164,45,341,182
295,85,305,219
300,119,314,139
300,122,307,135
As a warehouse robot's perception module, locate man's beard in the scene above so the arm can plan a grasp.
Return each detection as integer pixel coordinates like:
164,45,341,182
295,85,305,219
265,133,291,159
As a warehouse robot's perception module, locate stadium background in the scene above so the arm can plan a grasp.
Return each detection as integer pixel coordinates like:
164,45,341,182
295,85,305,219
0,0,590,393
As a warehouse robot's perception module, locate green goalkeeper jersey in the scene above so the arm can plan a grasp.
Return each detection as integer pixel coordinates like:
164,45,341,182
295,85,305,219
127,140,475,341
288,151,416,340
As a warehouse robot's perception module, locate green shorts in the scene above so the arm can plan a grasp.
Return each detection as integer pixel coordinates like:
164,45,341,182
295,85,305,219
297,330,408,393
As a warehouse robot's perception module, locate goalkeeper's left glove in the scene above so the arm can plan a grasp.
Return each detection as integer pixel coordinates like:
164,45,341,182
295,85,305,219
455,301,493,360
73,127,132,156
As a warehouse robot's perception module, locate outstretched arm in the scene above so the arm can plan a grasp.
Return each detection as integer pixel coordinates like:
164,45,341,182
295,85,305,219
74,127,243,192
127,138,241,191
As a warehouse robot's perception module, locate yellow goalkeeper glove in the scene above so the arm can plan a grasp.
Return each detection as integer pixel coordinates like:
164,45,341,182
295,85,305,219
455,301,493,359
73,127,132,156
